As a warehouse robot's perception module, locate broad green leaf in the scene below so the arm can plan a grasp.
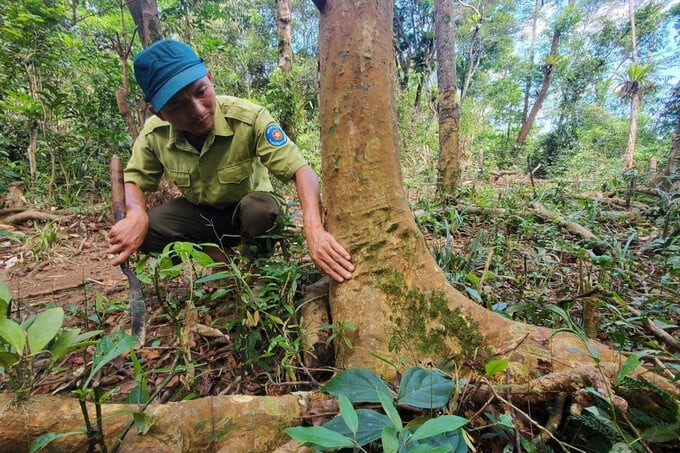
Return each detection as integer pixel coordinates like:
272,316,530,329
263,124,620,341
641,424,680,443
465,287,481,302
0,282,11,304
608,442,635,453
195,272,230,284
403,429,466,453
338,394,358,435
397,367,454,409
378,389,402,430
0,318,25,355
84,330,137,388
324,409,392,446
321,368,393,403
485,360,509,377
133,411,154,435
29,431,83,453
407,445,452,453
381,426,399,453
409,415,468,443
615,355,641,386
283,426,354,449
51,329,102,364
27,307,64,354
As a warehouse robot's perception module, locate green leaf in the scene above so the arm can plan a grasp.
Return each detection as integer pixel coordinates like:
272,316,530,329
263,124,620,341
84,330,137,388
0,282,10,304
381,426,399,453
409,415,468,443
50,329,102,364
321,368,393,403
609,442,635,453
0,317,25,355
378,389,402,430
465,287,482,302
0,351,19,369
283,426,354,449
615,355,641,386
403,429,466,453
0,299,7,319
397,366,454,409
338,394,358,435
29,431,83,453
324,409,392,446
27,307,64,354
133,411,154,435
485,360,509,377
641,424,680,443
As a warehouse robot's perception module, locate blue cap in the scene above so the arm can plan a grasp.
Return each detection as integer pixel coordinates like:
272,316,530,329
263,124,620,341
133,40,208,112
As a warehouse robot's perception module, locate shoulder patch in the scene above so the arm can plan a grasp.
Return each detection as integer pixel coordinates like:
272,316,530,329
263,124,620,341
265,124,287,147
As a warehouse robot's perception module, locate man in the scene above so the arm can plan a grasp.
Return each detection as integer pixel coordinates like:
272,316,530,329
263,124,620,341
108,39,353,283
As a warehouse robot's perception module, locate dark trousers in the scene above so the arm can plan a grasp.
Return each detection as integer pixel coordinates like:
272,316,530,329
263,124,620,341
140,192,282,257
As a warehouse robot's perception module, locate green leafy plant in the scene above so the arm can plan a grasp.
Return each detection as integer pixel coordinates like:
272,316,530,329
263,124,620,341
0,281,100,398
27,220,59,261
285,366,469,452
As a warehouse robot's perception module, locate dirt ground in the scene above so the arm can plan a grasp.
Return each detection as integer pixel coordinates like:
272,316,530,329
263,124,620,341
1,211,128,310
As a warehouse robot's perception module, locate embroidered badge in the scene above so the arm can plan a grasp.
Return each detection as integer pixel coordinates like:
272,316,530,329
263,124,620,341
265,124,287,146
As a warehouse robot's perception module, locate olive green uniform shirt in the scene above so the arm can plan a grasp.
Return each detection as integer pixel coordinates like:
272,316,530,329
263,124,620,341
124,96,306,209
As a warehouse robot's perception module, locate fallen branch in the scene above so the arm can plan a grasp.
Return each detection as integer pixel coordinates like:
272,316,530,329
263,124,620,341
1,210,66,225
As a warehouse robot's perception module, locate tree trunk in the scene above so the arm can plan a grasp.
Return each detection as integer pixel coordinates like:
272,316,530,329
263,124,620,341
317,0,624,383
276,0,293,73
435,0,461,199
275,0,297,142
664,116,680,189
623,0,639,171
516,0,574,148
624,90,640,170
521,0,541,124
127,0,163,48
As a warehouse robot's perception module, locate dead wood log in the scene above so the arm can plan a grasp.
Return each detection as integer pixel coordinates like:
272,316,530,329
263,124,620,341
0,392,310,452
578,192,648,211
530,201,608,252
1,210,65,225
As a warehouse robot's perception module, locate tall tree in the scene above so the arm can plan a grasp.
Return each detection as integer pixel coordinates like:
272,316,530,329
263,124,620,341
521,0,542,124
434,0,461,198
622,0,642,170
516,0,575,148
314,0,624,383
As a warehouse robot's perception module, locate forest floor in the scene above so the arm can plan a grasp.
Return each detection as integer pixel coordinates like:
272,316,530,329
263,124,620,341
1,175,679,451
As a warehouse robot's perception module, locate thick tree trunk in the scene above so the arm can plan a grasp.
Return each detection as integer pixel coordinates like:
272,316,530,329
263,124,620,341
318,0,624,383
435,0,461,199
517,0,574,148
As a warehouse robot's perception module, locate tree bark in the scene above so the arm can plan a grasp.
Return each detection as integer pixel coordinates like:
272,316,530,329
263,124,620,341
276,0,293,73
435,0,461,200
275,0,297,142
317,0,625,383
516,0,574,148
127,0,163,48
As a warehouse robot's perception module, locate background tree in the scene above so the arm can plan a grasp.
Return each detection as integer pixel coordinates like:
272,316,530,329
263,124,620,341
434,0,461,198
516,0,575,149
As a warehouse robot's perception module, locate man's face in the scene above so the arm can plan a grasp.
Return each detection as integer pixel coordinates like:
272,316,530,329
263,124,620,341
154,73,216,137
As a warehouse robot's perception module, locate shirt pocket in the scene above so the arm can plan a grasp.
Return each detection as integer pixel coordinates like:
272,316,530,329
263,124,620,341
217,160,253,186
165,168,191,188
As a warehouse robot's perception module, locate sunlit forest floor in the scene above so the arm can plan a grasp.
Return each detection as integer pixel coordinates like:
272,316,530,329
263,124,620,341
1,168,678,451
